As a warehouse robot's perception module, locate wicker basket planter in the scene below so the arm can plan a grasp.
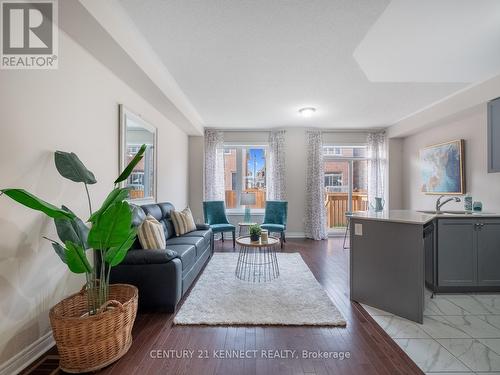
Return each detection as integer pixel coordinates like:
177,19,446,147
49,283,138,373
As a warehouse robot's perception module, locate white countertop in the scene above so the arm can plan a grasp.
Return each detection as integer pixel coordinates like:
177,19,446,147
349,210,435,224
349,210,500,225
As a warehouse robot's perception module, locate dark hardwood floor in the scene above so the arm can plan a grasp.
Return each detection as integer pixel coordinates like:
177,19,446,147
24,238,423,375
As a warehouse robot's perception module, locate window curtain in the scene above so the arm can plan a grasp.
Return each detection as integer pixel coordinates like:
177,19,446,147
266,130,286,200
305,130,328,240
367,131,387,207
204,129,225,201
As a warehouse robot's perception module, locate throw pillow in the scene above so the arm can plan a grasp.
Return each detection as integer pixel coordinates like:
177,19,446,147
171,207,197,236
138,214,166,249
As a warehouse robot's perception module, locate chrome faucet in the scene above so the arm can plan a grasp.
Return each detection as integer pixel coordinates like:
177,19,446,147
435,195,461,212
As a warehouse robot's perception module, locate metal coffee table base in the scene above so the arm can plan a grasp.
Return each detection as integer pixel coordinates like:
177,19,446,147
235,245,280,282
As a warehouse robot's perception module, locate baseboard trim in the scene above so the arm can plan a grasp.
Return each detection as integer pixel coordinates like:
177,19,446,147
284,232,305,238
216,232,343,239
0,331,55,375
217,231,347,240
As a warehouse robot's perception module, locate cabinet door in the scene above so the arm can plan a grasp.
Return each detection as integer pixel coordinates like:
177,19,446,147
477,220,500,285
438,220,476,287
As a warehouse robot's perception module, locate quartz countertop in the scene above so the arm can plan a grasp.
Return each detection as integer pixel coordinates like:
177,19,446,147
349,210,435,224
349,209,500,225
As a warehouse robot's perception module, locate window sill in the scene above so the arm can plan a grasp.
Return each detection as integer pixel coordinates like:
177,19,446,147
226,209,265,216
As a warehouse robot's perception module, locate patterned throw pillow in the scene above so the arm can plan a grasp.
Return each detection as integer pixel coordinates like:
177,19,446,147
138,214,166,249
171,207,197,236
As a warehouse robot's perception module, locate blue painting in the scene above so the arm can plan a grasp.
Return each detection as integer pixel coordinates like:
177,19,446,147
420,140,465,194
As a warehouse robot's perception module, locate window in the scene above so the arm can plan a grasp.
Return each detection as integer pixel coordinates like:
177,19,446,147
324,172,343,191
128,145,141,155
223,146,267,210
129,172,144,186
323,145,368,229
324,146,341,156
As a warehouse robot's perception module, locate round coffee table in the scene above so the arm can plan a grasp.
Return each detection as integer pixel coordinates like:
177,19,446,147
235,236,280,282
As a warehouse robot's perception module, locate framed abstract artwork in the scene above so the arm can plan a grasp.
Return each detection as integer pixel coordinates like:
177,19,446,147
420,139,465,195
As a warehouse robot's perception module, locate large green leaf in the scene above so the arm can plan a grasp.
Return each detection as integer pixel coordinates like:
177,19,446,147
88,188,129,224
55,206,89,249
65,241,92,274
105,229,137,267
0,189,75,220
87,201,133,249
54,151,97,185
114,144,147,184
50,241,67,264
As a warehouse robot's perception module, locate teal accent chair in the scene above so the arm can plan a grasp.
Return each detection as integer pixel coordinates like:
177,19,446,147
261,201,288,248
203,201,235,249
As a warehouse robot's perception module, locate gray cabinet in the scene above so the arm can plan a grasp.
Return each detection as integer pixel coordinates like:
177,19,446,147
437,219,476,287
477,220,500,285
434,217,500,291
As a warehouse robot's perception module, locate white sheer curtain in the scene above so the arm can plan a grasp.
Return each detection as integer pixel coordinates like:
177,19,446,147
204,129,225,201
267,130,286,200
367,132,387,207
305,130,328,240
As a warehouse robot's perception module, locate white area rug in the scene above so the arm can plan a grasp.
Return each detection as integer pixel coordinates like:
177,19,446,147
174,252,346,326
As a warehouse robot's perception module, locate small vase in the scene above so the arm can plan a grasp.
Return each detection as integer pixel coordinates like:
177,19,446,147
250,234,260,242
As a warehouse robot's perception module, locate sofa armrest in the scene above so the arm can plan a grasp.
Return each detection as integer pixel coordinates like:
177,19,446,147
121,249,178,265
196,223,211,230
110,257,182,312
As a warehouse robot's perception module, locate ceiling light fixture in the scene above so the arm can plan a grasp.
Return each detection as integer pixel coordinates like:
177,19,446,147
299,107,316,118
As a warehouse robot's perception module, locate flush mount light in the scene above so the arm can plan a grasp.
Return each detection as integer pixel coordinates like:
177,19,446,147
298,107,316,117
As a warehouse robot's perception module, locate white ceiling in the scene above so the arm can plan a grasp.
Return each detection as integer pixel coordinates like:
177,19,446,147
354,0,500,83
118,0,500,130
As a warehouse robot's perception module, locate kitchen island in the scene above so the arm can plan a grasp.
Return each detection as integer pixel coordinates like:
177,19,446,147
349,210,433,324
350,210,500,324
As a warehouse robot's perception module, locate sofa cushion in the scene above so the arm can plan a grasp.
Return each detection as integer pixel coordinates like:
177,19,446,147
165,245,196,270
121,248,178,265
141,204,163,222
142,203,176,240
166,236,206,254
171,207,197,236
182,230,212,245
138,214,166,250
158,202,175,218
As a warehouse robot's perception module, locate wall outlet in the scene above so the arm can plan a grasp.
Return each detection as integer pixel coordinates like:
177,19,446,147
354,223,363,236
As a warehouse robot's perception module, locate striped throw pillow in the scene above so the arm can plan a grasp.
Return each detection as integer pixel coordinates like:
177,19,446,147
138,214,166,249
171,207,197,236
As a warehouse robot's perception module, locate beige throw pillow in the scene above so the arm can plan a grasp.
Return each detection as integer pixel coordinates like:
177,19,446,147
138,214,166,249
171,207,197,236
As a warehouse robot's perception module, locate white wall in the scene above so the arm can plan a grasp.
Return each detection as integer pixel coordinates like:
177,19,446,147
188,129,369,235
400,105,500,212
0,30,188,370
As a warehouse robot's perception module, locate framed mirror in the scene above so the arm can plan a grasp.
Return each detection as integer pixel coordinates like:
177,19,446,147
119,105,157,203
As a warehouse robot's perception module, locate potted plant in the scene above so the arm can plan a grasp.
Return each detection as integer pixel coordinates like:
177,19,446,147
0,145,147,373
249,224,261,242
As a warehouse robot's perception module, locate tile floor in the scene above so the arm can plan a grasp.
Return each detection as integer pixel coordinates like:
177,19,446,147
362,290,500,375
